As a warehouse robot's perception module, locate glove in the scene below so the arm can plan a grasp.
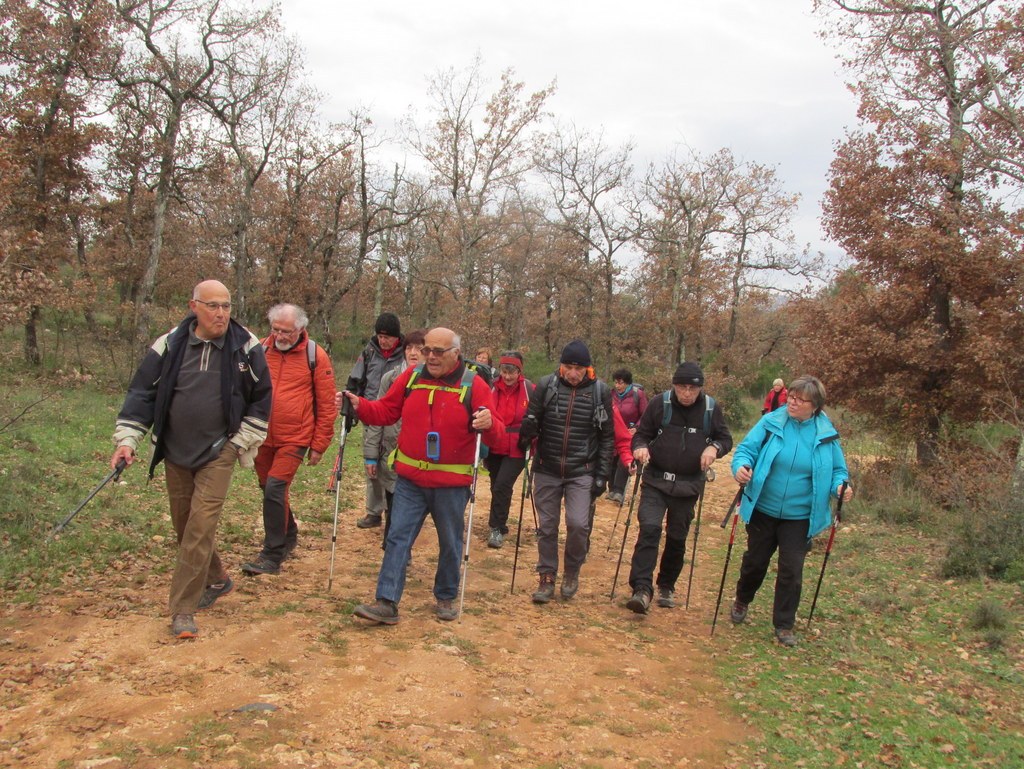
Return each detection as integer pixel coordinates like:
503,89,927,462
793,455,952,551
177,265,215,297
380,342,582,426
517,434,532,453
591,476,607,499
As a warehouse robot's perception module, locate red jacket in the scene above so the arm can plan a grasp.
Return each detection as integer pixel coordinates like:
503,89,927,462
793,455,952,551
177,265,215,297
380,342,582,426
262,331,337,453
763,387,788,414
612,404,634,468
490,374,535,458
357,362,504,488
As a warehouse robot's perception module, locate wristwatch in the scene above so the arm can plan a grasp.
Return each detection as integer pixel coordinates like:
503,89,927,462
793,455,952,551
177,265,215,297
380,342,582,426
710,441,724,456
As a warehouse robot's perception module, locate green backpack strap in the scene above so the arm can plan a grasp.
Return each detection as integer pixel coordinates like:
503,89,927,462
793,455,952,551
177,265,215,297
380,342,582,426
659,391,715,444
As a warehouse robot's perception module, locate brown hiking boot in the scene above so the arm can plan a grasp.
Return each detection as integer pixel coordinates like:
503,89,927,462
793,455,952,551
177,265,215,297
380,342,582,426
532,574,556,604
775,627,798,647
560,571,579,600
626,589,652,614
353,599,399,625
730,599,749,624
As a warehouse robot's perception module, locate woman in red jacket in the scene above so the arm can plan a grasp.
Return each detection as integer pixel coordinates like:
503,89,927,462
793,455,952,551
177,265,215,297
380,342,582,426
762,378,788,415
484,352,535,548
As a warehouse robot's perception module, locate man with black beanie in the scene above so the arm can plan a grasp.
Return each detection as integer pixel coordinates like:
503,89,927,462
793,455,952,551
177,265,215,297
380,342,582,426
517,339,615,603
624,361,732,613
345,312,406,529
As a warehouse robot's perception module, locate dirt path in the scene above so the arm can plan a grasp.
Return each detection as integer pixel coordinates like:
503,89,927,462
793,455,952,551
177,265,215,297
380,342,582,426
1,470,749,768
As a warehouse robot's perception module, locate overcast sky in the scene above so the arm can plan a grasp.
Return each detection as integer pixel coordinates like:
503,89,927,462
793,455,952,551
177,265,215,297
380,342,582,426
278,0,861,280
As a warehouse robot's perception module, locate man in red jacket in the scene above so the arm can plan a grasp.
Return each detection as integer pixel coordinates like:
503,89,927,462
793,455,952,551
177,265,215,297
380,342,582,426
241,304,338,577
341,327,503,624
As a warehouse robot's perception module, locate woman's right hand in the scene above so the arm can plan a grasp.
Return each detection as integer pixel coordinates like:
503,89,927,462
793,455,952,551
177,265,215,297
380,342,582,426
734,465,752,485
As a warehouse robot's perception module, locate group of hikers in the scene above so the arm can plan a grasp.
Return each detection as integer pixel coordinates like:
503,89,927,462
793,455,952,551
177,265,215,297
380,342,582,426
109,279,853,647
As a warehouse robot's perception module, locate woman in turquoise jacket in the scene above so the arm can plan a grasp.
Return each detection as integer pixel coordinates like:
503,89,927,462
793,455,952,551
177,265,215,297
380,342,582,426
729,375,853,647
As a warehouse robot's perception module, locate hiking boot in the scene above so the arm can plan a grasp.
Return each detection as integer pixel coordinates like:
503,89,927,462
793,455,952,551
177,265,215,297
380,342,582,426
606,491,624,503
171,613,198,639
775,627,798,647
198,576,234,610
487,528,504,549
284,538,298,559
436,599,459,621
656,586,676,609
730,599,749,624
626,589,652,614
532,574,556,604
241,556,280,575
560,571,580,600
353,599,399,625
356,513,382,529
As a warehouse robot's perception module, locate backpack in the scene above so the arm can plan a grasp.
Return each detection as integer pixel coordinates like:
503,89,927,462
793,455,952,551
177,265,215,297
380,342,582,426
658,390,715,445
404,363,479,425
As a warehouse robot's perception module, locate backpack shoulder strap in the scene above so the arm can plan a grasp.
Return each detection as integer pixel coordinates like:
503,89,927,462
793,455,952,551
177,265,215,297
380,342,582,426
660,390,672,430
704,394,715,437
307,339,317,371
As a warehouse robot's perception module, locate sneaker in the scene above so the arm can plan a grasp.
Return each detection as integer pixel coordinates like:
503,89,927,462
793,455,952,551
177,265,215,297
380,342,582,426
532,574,556,604
730,599,749,624
656,586,676,609
436,599,459,621
353,599,399,625
198,576,234,610
171,613,198,639
626,589,652,614
241,556,281,575
775,627,798,647
560,571,579,600
487,528,504,549
356,514,383,529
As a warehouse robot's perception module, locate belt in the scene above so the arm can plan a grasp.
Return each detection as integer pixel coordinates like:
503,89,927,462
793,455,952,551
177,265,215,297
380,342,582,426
392,447,474,476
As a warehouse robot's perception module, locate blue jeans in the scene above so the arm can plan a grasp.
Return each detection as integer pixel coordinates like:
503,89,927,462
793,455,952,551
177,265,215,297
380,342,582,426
376,476,471,605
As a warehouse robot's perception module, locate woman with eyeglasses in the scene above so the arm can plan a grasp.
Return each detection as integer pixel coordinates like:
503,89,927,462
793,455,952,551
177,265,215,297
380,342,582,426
729,375,853,647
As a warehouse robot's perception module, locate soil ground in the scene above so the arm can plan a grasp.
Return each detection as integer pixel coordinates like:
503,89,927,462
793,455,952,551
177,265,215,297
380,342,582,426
1,469,750,768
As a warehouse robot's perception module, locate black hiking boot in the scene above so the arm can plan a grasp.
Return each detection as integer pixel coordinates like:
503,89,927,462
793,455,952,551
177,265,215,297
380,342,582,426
627,589,652,614
532,574,556,604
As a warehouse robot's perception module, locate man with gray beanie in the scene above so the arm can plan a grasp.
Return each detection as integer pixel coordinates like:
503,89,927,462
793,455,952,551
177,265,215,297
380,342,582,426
345,312,406,529
517,339,615,603
625,361,732,613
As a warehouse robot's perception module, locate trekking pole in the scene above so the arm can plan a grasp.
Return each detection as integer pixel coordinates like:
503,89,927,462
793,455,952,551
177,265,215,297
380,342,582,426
609,463,645,599
48,458,128,540
327,397,354,591
605,469,632,553
459,413,485,620
510,450,532,594
806,481,849,629
684,469,714,609
711,480,746,637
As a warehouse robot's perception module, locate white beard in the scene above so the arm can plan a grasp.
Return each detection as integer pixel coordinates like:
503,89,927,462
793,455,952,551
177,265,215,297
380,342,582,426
275,338,297,352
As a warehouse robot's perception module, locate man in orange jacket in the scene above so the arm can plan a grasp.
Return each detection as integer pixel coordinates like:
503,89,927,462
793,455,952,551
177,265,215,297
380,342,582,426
241,303,338,576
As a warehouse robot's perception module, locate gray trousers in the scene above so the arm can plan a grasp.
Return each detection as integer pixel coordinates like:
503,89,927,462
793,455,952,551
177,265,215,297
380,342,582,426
533,472,592,577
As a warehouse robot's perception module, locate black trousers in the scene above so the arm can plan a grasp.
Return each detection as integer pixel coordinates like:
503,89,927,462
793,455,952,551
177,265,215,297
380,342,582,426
484,453,526,534
627,485,696,594
735,509,811,631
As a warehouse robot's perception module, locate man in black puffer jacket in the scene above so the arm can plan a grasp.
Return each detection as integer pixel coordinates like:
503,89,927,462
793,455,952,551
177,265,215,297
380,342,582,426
517,340,615,603
625,361,732,613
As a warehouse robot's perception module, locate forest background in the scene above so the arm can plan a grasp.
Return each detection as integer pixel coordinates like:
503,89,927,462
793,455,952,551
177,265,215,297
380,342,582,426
2,1,1024,580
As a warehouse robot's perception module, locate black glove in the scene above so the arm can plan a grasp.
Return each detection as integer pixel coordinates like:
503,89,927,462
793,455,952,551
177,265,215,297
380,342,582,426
517,434,532,453
517,415,538,452
591,476,607,499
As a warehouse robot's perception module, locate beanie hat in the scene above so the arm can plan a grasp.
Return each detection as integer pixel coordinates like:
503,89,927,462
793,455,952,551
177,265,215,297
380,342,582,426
499,351,524,370
559,339,592,367
374,312,401,337
672,361,704,386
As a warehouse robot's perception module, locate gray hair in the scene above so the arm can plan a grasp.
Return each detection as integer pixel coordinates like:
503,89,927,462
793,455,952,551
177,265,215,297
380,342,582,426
788,375,826,414
267,303,309,330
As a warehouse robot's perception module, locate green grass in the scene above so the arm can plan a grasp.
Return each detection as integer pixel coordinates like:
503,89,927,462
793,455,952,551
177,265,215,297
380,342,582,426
715,522,1023,769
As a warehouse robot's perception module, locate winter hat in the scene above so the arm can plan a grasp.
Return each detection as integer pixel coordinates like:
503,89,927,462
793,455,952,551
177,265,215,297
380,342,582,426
374,312,401,337
499,351,524,370
559,339,592,367
672,361,704,386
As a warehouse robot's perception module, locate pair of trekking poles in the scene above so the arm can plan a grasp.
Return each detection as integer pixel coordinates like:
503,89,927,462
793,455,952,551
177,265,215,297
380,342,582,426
709,477,849,636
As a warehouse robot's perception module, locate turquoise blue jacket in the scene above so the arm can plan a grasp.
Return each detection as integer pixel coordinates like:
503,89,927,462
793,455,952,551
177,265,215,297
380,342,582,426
730,408,848,538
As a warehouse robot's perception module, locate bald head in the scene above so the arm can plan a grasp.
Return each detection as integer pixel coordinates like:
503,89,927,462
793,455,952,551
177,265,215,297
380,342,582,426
189,280,231,340
423,327,461,378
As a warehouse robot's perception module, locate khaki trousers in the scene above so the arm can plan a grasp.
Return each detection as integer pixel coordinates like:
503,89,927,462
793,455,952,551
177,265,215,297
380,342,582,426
163,445,237,615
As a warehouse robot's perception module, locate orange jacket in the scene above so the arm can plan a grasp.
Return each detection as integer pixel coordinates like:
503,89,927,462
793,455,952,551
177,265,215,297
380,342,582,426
262,331,338,453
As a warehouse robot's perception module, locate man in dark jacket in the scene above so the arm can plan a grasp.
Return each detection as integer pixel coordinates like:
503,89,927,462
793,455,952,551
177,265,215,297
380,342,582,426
625,361,732,613
518,340,615,603
345,312,406,529
111,280,272,639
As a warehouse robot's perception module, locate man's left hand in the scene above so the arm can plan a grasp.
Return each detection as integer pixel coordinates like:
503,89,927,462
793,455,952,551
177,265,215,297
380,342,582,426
307,450,323,467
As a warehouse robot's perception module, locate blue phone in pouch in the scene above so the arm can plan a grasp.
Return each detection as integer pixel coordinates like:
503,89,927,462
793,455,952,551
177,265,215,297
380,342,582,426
426,431,440,460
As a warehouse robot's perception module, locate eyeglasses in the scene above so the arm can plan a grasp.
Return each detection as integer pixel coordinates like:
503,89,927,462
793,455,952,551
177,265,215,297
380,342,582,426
422,346,455,357
789,395,812,405
194,299,231,311
272,326,300,336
